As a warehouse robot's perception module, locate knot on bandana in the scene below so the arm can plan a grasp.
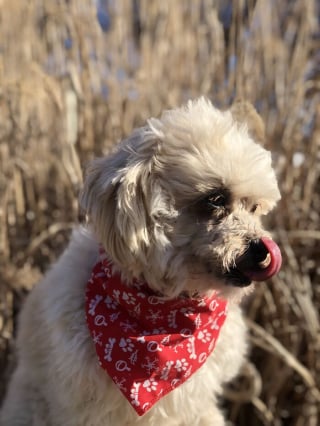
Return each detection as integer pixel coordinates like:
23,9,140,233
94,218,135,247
85,252,228,416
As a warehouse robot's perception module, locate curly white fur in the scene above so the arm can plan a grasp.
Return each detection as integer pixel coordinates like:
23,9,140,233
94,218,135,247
1,98,280,426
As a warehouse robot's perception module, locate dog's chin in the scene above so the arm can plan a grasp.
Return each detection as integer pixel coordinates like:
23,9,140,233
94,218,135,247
224,267,253,288
185,271,255,304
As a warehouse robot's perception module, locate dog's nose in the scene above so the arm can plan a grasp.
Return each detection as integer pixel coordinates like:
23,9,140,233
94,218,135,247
235,237,282,282
249,239,270,265
235,238,271,274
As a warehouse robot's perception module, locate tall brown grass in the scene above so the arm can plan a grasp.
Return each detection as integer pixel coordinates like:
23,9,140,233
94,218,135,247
0,1,319,424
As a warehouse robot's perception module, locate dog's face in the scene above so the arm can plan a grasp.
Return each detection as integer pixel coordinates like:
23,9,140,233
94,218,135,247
81,98,281,300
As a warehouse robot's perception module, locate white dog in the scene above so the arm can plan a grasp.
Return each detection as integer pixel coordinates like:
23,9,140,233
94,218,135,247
1,98,282,426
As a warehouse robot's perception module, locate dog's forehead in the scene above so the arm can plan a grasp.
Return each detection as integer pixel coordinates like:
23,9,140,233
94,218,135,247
149,99,280,211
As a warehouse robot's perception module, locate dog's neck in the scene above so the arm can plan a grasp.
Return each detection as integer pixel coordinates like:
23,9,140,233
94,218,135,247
98,246,219,301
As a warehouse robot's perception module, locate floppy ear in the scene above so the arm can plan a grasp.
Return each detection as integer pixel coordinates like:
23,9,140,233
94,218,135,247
79,145,152,273
230,99,266,144
80,130,173,276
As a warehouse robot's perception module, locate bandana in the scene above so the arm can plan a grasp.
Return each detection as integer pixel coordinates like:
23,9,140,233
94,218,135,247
85,252,228,416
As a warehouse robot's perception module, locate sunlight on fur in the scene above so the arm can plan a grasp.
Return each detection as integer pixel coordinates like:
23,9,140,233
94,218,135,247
0,98,281,426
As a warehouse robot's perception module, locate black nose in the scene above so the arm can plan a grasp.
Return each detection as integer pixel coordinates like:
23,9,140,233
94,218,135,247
235,239,269,273
249,239,269,264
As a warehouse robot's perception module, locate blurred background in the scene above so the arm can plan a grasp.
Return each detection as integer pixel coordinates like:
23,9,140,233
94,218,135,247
0,0,319,425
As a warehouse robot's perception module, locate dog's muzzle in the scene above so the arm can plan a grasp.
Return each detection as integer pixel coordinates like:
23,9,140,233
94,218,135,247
227,237,282,287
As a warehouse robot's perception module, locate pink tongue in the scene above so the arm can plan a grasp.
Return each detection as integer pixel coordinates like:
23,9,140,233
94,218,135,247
246,237,282,282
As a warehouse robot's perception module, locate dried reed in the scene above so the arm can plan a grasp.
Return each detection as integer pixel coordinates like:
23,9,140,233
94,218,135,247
0,1,319,424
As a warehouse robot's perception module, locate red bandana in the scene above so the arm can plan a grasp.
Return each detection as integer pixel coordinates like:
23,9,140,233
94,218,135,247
85,253,228,416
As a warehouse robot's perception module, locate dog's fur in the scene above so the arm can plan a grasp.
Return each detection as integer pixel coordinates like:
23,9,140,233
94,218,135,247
1,98,280,426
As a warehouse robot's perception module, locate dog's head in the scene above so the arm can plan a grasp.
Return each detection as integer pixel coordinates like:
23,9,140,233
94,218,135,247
81,98,281,300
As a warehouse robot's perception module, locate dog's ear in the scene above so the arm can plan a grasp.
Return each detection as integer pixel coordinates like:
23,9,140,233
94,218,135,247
80,147,150,271
230,99,266,144
80,131,174,276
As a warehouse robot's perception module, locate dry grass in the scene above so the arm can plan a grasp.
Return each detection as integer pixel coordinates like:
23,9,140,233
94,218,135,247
0,0,319,424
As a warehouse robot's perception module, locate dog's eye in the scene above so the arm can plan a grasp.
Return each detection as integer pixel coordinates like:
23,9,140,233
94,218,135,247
205,193,226,209
250,203,260,213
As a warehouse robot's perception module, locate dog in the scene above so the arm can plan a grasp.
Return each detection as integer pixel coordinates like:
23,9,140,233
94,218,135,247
1,97,282,426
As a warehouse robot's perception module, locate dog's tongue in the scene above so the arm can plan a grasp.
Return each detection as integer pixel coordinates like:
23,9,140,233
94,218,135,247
246,237,282,282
